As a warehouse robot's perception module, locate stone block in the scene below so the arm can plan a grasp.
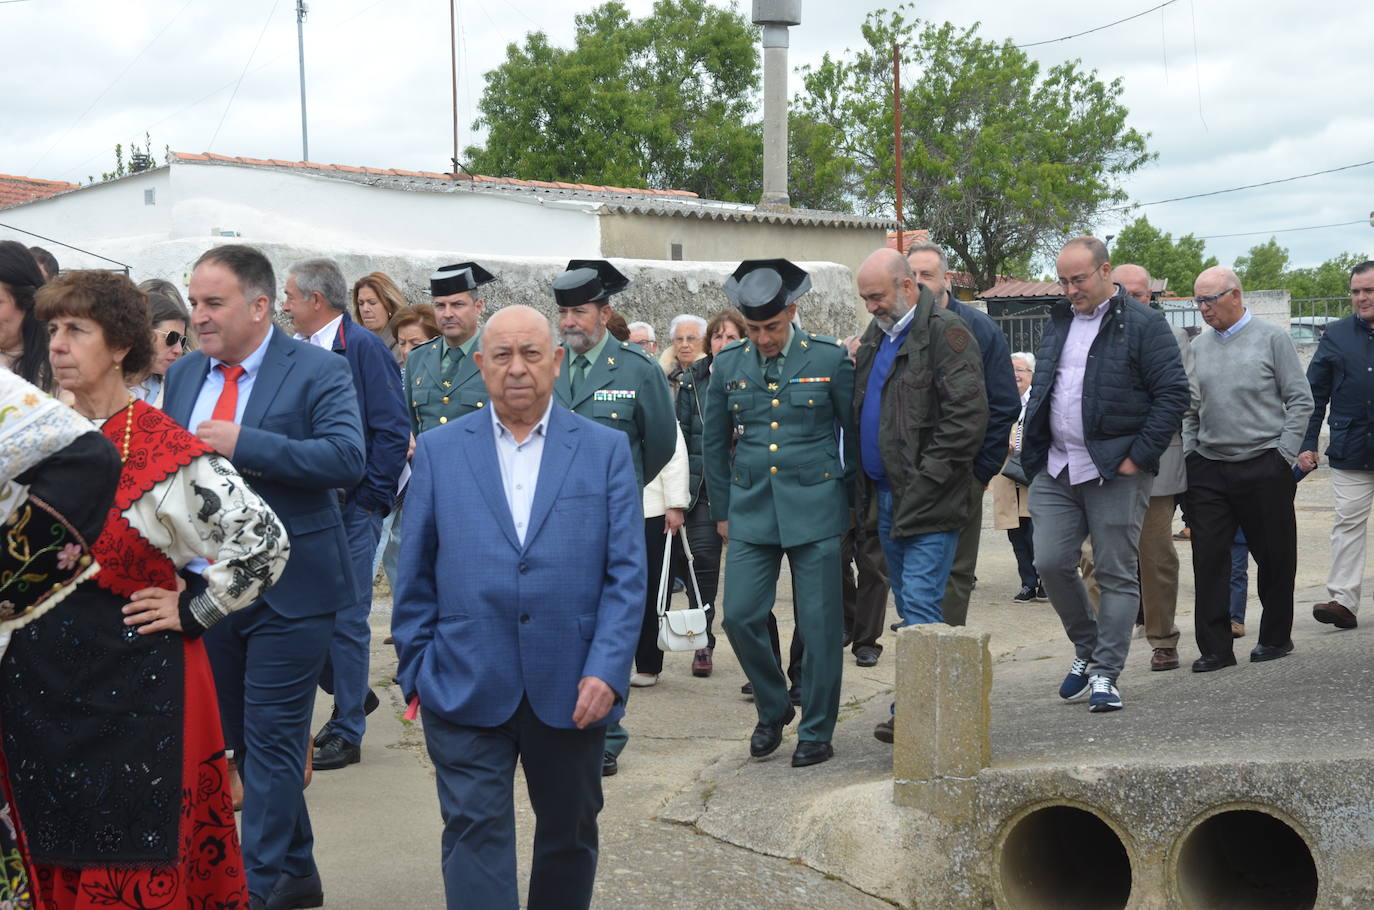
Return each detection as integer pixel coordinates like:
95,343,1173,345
893,624,992,782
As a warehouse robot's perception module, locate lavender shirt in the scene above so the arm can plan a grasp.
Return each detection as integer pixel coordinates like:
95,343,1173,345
1047,298,1111,483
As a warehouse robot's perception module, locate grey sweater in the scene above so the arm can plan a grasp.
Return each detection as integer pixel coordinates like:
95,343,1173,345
1183,315,1314,463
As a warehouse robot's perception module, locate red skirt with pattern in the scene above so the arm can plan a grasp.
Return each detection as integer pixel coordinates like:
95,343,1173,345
29,638,248,910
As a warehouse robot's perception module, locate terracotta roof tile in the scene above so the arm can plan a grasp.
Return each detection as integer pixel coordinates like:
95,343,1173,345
0,173,79,209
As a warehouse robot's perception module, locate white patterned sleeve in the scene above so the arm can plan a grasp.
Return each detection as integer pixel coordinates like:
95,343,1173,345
151,452,291,635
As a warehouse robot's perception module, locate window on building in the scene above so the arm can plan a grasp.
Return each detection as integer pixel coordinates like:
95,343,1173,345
670,242,683,261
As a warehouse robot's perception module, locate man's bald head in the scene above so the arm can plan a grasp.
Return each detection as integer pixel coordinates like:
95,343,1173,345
476,305,564,428
1113,264,1152,305
859,247,914,285
1194,266,1240,297
482,304,557,349
1193,266,1244,332
857,248,918,332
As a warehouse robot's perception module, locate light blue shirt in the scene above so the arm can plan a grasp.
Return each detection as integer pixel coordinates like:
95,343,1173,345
188,327,277,429
492,399,553,546
1217,308,1252,339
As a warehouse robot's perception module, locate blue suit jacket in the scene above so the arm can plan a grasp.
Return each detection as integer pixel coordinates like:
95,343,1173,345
331,311,409,514
164,326,366,617
393,402,645,729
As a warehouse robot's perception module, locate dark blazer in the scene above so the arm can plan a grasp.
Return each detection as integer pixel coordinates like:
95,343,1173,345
164,326,366,618
332,311,409,514
393,403,644,728
1302,313,1374,470
946,292,1020,485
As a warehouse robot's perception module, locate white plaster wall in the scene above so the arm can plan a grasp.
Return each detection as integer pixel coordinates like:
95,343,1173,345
166,163,603,259
0,170,170,270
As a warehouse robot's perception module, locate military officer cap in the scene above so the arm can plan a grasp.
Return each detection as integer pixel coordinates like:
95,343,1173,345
723,259,811,321
430,262,497,297
552,259,630,308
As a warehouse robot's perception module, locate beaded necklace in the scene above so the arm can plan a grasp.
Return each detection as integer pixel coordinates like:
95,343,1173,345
119,395,135,463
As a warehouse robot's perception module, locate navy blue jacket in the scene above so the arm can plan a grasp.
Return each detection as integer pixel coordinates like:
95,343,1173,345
1021,285,1189,481
945,292,1020,485
1302,313,1374,470
332,311,409,515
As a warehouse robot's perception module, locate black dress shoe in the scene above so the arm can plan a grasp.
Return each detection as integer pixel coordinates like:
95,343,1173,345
311,689,380,748
312,735,360,771
749,705,796,758
740,680,754,696
267,870,323,910
854,645,880,668
1250,641,1295,662
1191,653,1238,673
602,751,618,777
791,741,833,767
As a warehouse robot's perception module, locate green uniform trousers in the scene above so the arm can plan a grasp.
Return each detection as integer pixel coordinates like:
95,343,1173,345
604,719,628,759
939,477,985,627
722,536,843,743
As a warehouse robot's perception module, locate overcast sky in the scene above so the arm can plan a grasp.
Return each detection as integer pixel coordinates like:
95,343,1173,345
3,0,1371,272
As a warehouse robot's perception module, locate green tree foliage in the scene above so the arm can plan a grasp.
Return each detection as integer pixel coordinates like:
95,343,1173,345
1230,240,1368,314
1108,216,1217,295
794,4,1153,290
465,0,763,202
1232,237,1290,292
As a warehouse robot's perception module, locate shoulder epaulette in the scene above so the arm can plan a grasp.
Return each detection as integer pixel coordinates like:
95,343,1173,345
805,333,841,347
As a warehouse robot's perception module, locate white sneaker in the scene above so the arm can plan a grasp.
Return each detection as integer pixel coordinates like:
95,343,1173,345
629,673,659,688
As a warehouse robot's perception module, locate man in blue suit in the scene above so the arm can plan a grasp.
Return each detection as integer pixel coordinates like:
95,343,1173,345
281,258,409,772
165,244,365,910
393,304,644,910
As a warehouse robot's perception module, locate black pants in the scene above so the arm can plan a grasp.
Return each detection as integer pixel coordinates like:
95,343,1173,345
1007,517,1038,589
635,515,671,674
1184,450,1297,657
668,498,721,648
841,521,890,652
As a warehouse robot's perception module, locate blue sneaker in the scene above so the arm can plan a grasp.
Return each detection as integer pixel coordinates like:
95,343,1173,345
1088,675,1122,713
1058,657,1091,700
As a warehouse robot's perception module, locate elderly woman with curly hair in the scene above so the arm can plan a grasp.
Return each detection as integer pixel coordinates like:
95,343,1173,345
0,270,290,910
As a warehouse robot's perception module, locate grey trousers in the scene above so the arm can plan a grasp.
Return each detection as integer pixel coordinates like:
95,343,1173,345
1030,468,1152,679
940,477,985,626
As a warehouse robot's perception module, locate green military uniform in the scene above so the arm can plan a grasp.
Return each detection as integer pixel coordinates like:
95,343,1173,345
702,260,856,756
550,259,677,768
404,334,487,435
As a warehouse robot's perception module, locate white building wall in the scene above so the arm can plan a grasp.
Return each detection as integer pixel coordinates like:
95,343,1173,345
0,170,170,270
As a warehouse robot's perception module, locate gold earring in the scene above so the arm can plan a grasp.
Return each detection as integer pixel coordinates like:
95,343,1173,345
113,361,122,374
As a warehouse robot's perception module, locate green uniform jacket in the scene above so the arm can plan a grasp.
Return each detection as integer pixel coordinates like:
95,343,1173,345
853,289,988,537
703,331,856,548
405,336,488,435
554,338,676,489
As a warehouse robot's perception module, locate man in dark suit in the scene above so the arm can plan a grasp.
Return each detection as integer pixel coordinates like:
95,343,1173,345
281,258,409,771
165,244,365,910
394,304,643,910
405,262,495,434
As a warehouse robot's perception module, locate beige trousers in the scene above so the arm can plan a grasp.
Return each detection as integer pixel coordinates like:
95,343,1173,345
1326,468,1374,613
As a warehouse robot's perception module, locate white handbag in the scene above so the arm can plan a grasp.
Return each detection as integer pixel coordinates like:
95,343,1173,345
656,529,711,652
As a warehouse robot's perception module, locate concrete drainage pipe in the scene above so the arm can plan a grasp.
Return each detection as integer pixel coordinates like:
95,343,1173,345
1172,806,1318,910
995,802,1132,910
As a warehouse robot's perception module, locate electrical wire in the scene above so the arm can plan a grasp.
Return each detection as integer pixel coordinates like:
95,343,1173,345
207,0,283,152
1104,159,1374,211
1014,0,1179,48
1196,219,1366,241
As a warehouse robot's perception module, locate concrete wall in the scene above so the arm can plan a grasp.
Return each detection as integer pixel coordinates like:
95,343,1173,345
0,170,170,269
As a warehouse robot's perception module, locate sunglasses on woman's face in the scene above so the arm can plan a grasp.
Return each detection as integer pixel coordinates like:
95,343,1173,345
155,329,189,350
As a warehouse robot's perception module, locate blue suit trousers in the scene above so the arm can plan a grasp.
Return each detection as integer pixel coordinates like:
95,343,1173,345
318,500,385,745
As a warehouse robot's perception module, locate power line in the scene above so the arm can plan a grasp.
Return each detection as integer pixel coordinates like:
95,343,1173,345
1015,0,1179,48
1197,219,1366,241
208,0,284,152
1106,159,1374,211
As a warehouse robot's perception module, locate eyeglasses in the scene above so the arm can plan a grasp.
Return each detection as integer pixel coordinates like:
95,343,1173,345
1194,288,1236,309
155,329,189,350
1056,273,1098,290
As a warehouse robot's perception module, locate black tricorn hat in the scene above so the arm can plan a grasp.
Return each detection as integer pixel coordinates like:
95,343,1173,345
552,259,630,308
430,262,497,297
722,259,811,321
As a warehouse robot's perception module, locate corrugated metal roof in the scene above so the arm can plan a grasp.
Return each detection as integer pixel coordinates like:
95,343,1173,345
978,280,1064,300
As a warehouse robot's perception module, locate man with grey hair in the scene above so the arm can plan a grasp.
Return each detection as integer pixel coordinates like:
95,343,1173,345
1184,265,1312,672
628,320,657,354
284,258,410,770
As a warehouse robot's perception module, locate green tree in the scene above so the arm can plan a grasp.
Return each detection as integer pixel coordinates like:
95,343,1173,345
1284,251,1368,303
465,0,763,201
1108,216,1217,295
794,4,1153,290
1232,237,1290,292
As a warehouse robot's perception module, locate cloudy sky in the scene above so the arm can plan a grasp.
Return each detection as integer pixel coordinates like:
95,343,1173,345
3,0,1371,271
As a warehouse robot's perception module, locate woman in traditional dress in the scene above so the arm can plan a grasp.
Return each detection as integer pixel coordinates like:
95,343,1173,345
0,270,289,910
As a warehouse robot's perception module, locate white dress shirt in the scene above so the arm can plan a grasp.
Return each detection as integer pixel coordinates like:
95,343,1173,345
492,399,553,546
294,312,344,351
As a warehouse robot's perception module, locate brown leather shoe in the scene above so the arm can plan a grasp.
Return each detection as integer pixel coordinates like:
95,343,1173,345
1150,647,1180,671
1313,601,1359,629
691,647,713,677
1231,621,1245,639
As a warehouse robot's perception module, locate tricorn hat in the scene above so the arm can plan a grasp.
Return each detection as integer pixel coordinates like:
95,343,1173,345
722,259,811,321
552,259,630,308
429,262,497,297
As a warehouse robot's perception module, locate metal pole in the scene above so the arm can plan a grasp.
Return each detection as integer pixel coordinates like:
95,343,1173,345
893,43,904,254
296,0,309,161
450,0,459,176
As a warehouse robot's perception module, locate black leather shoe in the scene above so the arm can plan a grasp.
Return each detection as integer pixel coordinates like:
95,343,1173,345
791,741,834,767
1191,653,1237,673
602,752,618,777
311,689,380,748
749,705,796,758
1250,641,1295,662
854,645,880,668
312,735,360,771
740,681,754,696
266,870,323,910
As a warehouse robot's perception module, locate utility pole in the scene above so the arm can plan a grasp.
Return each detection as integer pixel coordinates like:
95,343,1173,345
296,0,310,161
450,0,459,176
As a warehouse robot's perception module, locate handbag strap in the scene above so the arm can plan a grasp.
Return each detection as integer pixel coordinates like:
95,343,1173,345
677,528,707,609
655,530,673,617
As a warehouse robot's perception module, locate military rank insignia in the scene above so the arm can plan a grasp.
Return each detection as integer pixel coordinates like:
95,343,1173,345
788,376,831,383
725,380,749,391
593,389,637,401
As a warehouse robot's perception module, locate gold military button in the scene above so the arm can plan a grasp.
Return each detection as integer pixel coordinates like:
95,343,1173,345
771,398,780,407
611,412,618,419
476,401,484,408
824,472,831,479
770,421,779,430
412,400,418,408
808,398,814,405
733,403,739,410
769,443,778,452
770,466,778,475
439,416,448,424
442,396,450,404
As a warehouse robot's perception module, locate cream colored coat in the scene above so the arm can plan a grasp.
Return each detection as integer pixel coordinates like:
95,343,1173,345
991,397,1031,530
643,424,690,519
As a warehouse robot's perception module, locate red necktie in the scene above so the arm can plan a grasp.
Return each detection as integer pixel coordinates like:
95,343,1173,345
212,365,246,422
